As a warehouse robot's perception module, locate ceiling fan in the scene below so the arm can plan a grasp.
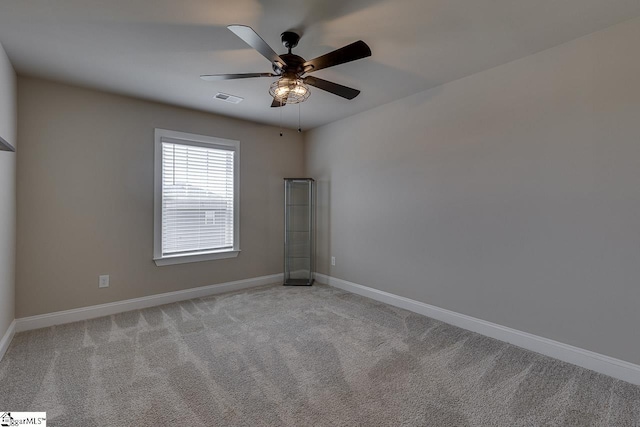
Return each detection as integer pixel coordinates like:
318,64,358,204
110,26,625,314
200,25,372,107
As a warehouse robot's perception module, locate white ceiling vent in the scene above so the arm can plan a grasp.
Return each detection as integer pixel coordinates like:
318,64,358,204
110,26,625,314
214,92,243,104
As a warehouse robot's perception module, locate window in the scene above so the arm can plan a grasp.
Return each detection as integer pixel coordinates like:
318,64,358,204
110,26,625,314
154,129,239,266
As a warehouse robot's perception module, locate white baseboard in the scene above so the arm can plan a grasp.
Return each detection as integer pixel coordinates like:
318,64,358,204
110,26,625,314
0,319,16,362
315,273,640,386
15,273,283,333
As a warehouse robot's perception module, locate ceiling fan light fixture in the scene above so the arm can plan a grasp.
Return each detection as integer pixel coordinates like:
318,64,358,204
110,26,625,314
269,77,310,104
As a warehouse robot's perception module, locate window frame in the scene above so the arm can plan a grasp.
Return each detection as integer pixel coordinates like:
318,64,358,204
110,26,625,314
153,128,240,266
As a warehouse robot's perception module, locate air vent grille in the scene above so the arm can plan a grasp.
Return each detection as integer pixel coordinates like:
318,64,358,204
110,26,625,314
214,93,243,104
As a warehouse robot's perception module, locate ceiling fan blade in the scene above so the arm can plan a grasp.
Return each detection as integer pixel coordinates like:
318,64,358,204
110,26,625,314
271,97,287,108
228,25,286,67
200,73,275,81
303,40,371,73
304,76,361,100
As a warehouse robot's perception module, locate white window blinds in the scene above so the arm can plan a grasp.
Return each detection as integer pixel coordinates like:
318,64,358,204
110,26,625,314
161,140,235,256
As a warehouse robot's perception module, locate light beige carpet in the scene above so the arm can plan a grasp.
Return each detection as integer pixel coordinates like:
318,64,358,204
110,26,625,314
0,283,638,426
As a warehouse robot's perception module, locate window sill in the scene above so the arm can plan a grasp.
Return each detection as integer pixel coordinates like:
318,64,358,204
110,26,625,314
154,249,240,266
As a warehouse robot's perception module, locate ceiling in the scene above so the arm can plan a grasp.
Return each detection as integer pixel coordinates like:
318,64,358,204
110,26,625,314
1,0,639,130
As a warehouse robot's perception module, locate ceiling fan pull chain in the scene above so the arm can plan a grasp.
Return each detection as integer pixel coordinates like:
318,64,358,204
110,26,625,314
280,99,284,137
298,103,302,133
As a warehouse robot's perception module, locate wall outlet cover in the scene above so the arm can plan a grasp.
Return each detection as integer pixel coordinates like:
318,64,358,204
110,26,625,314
99,275,110,288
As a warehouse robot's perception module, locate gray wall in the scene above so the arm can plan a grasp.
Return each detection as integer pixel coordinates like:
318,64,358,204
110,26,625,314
0,42,16,339
16,77,304,318
305,17,640,364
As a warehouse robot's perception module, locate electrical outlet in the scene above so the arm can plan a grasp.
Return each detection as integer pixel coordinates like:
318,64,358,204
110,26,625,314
99,275,110,288
331,256,336,266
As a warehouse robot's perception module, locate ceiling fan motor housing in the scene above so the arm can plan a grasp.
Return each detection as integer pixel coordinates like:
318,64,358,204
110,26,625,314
274,53,306,76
